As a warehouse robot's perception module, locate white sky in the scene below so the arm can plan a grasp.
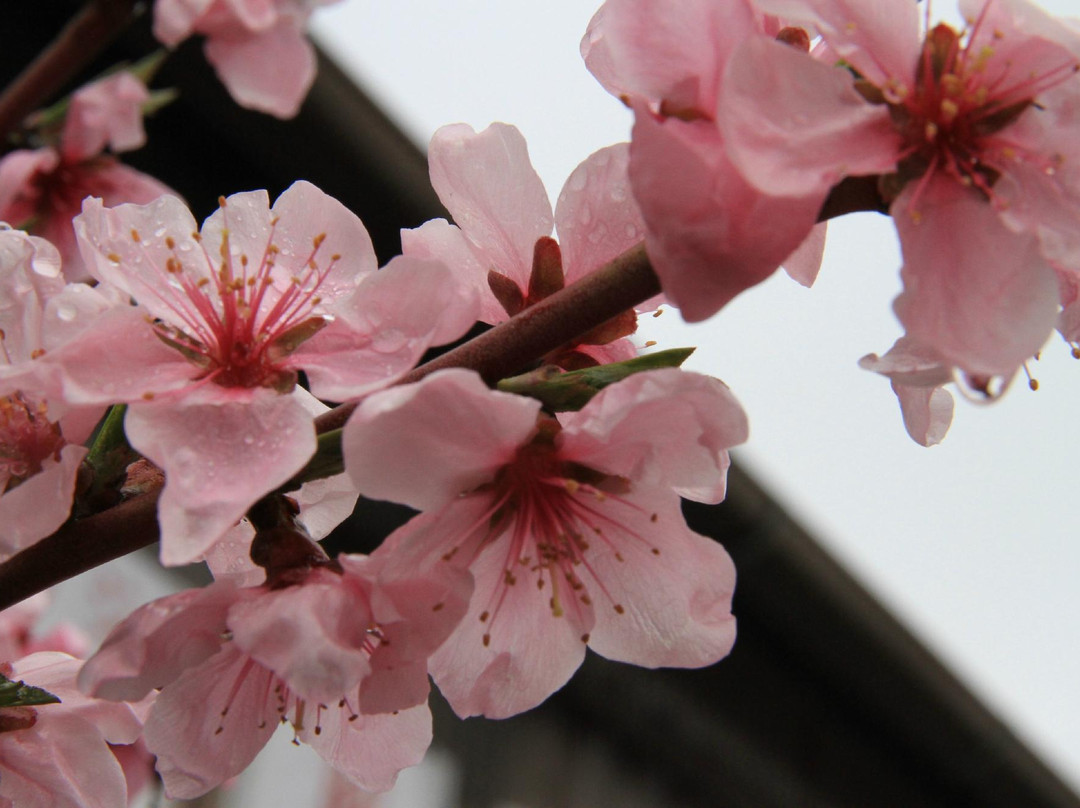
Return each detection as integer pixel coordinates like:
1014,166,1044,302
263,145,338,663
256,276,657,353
313,0,1080,793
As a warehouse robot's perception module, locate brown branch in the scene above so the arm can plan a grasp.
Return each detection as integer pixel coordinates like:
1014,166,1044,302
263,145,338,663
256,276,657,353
0,173,884,610
0,484,160,612
316,242,659,433
0,0,141,144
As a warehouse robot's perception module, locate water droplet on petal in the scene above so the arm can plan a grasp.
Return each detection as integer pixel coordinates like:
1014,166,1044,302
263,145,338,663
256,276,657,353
31,256,61,277
55,304,76,322
567,172,587,193
372,328,407,353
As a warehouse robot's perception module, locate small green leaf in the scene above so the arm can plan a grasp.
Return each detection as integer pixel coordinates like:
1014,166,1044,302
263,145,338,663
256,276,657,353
0,672,60,708
497,347,696,411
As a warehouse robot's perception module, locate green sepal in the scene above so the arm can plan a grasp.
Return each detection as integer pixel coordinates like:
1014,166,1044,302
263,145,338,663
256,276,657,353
0,672,60,708
497,347,696,411
280,428,345,493
80,404,141,513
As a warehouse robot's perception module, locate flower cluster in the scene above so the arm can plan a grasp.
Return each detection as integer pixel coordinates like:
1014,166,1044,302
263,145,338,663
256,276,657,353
2,0,1079,802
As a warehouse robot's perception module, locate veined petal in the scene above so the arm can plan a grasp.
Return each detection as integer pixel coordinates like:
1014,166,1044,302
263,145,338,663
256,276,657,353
203,19,316,118
143,647,277,799
78,583,242,702
893,178,1059,375
628,105,821,321
125,390,316,565
300,256,477,401
584,489,736,669
301,703,432,793
561,369,748,504
427,123,553,289
721,37,900,198
226,569,373,705
344,369,541,511
425,496,590,720
555,143,648,288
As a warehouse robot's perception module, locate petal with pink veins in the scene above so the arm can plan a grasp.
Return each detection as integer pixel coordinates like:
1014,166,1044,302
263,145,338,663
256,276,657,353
628,105,822,321
426,123,553,290
344,368,540,511
124,390,316,565
204,19,317,118
893,179,1060,376
560,368,748,504
721,36,900,199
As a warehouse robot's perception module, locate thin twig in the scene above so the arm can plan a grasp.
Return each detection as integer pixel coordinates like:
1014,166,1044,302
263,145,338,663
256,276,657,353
0,0,141,145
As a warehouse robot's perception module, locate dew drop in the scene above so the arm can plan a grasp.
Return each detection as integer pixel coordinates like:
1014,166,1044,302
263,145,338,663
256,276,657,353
154,226,167,238
372,328,407,353
567,171,587,192
31,256,61,278
55,304,77,322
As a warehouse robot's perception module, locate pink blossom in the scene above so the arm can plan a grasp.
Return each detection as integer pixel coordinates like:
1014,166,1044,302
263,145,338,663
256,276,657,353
61,72,151,163
721,0,1080,381
32,181,475,564
79,556,470,798
153,0,341,118
0,71,173,283
403,123,650,363
1,652,143,808
581,0,828,321
0,229,121,557
344,368,746,718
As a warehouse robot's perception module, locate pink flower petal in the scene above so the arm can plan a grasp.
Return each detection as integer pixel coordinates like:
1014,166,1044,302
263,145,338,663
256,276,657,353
424,499,590,719
401,218,505,324
561,368,748,504
782,221,828,287
760,0,921,87
61,72,149,162
124,391,316,565
582,490,736,668
721,36,900,199
628,106,822,321
301,703,433,793
427,123,553,290
344,368,541,511
226,569,373,704
893,178,1060,375
0,444,86,557
299,256,477,401
78,584,243,702
203,18,317,118
555,143,647,286
581,0,758,116
143,647,277,799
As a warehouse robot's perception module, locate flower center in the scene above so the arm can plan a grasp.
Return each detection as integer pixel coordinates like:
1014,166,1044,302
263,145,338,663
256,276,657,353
463,419,659,647
879,3,1079,205
137,197,338,392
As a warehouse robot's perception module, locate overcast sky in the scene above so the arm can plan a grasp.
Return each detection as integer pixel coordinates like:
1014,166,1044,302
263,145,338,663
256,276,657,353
313,1,1080,791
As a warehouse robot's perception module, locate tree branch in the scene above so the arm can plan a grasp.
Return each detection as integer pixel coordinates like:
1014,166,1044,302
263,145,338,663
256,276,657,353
0,0,141,145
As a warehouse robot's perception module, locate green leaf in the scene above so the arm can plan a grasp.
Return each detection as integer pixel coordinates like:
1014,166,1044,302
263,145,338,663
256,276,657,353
497,347,696,411
0,671,60,708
